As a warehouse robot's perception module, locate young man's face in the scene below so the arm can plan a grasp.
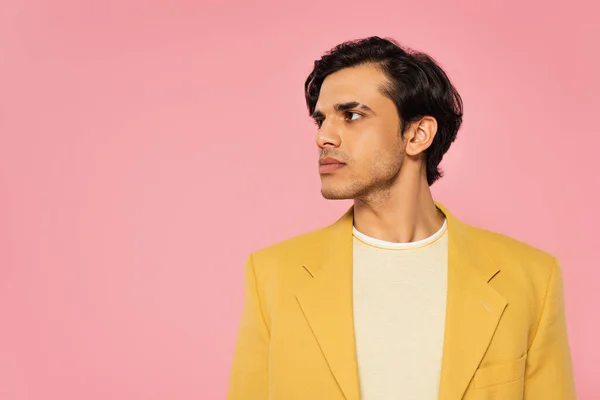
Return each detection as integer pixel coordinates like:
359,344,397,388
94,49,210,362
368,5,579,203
312,64,405,200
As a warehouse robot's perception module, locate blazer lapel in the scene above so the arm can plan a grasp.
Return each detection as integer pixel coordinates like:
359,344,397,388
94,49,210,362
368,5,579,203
436,203,508,400
295,208,360,400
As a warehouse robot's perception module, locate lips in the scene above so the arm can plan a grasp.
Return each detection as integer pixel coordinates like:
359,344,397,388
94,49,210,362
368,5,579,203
319,157,346,174
319,156,345,166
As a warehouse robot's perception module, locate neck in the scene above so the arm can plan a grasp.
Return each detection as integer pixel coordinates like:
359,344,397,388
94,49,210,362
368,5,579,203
353,168,445,243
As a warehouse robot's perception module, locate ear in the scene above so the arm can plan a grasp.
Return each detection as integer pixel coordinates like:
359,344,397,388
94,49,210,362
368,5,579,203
404,116,438,157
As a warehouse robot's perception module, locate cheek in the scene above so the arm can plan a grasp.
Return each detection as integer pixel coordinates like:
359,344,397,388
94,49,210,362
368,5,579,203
351,131,401,164
349,146,401,182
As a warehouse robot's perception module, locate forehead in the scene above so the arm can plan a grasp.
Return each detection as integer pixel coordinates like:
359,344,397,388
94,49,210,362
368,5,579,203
315,64,390,110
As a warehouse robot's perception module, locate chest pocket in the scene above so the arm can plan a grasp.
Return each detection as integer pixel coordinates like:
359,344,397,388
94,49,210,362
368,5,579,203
473,353,527,389
463,353,527,400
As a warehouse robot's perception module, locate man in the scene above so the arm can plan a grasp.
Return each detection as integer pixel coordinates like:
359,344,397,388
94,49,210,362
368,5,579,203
227,36,575,399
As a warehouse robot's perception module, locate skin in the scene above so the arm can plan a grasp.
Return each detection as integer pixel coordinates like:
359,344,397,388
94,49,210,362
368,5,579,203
312,63,445,243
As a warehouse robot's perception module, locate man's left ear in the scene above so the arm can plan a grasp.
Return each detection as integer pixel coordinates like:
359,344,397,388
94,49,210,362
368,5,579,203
405,116,438,157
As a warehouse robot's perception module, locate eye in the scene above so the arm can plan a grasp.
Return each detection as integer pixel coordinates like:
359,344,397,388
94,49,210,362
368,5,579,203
345,111,363,122
313,118,324,128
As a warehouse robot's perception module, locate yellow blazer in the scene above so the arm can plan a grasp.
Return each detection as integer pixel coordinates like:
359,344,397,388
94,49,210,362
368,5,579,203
228,203,576,399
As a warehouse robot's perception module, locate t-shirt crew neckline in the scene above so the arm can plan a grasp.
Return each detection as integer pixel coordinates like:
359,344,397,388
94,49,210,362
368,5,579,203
352,218,448,250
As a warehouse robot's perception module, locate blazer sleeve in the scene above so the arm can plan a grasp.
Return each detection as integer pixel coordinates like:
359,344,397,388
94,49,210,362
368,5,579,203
227,254,270,400
524,257,576,399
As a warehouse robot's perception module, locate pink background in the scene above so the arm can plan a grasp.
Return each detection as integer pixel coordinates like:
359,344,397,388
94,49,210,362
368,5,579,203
1,0,598,399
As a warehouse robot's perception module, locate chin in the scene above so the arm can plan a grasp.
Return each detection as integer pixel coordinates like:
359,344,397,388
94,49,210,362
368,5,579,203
320,184,356,200
321,192,350,200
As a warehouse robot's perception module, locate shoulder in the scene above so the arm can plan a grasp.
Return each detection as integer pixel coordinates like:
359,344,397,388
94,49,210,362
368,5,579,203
472,223,556,264
242,224,334,306
244,223,331,284
463,222,560,290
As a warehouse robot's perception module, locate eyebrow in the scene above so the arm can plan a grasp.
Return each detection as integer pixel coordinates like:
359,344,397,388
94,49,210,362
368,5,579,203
311,101,375,119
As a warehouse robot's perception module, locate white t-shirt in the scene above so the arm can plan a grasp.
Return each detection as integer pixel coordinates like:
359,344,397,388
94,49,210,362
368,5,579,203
352,219,449,400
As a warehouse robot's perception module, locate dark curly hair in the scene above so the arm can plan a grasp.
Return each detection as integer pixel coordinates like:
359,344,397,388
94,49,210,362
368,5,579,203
304,36,463,186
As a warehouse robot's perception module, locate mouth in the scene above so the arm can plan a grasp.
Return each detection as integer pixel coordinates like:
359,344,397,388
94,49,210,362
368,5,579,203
319,157,346,174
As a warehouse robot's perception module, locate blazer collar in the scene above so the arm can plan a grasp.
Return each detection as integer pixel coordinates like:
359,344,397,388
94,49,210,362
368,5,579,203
296,202,507,400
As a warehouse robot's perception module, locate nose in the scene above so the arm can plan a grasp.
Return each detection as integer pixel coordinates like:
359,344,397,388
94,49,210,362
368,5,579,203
316,122,341,149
